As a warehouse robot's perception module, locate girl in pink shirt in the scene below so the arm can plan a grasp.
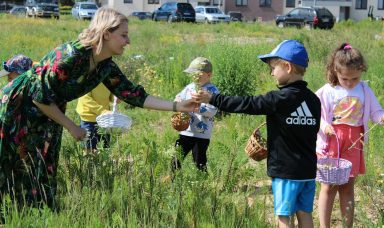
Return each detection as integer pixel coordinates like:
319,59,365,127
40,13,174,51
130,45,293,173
316,43,384,228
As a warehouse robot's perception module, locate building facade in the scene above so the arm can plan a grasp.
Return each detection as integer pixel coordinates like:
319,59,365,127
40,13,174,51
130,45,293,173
284,0,384,21
104,0,384,21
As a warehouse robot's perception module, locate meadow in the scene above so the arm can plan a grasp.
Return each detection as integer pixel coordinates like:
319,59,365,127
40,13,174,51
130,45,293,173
0,14,383,227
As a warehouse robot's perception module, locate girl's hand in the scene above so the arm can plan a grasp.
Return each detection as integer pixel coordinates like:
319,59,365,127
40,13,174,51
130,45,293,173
68,125,87,141
191,90,212,104
325,125,335,136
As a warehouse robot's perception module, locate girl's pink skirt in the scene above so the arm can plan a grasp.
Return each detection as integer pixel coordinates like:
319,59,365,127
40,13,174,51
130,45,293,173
321,124,365,177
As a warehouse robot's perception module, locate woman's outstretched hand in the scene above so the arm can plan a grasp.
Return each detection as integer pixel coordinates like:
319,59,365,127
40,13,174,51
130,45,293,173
177,99,199,112
191,90,213,104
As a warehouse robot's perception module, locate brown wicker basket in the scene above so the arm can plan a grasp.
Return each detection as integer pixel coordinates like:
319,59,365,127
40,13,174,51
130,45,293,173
245,122,268,161
171,112,190,131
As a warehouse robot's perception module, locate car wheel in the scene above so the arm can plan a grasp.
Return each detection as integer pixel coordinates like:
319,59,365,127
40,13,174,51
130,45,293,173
277,21,284,28
167,15,172,23
205,18,209,24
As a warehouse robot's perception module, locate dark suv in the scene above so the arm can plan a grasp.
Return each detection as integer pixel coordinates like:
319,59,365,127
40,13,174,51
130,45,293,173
275,7,335,29
152,2,195,23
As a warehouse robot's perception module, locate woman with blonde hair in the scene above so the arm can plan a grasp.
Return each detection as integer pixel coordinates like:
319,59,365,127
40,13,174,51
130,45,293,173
0,7,195,208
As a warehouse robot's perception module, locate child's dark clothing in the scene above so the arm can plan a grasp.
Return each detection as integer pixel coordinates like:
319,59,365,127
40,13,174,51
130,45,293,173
172,135,210,171
209,80,321,180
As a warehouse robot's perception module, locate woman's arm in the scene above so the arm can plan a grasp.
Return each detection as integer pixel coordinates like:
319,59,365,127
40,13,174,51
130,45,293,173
143,95,196,112
33,101,87,140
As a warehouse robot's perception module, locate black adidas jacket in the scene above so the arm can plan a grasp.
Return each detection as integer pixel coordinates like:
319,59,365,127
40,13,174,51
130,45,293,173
210,80,321,180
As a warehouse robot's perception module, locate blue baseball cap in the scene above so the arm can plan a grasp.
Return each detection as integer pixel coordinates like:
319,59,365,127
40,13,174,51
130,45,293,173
258,40,309,68
0,54,33,78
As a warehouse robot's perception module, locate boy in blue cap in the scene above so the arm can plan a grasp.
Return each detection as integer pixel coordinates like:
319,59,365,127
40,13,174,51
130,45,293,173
193,40,321,227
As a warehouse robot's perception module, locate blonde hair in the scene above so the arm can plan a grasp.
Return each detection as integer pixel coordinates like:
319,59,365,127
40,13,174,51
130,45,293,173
78,7,128,54
269,58,306,76
326,43,367,86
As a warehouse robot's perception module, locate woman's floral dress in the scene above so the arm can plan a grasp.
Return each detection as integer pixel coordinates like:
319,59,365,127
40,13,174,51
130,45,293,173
0,40,148,207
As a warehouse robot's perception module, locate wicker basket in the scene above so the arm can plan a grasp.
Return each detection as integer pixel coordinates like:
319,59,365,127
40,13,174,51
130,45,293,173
96,97,132,130
316,136,352,185
244,122,267,161
171,112,190,131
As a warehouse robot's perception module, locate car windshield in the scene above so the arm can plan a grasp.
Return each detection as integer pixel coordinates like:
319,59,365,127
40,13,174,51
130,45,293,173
206,8,222,14
81,4,97,9
317,9,332,17
36,0,55,3
178,3,193,10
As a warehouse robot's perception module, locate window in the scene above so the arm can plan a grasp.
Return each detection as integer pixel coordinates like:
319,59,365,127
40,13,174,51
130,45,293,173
124,0,132,3
236,0,248,6
260,0,271,7
148,0,160,4
379,0,384,10
355,0,367,9
213,0,221,5
286,0,295,8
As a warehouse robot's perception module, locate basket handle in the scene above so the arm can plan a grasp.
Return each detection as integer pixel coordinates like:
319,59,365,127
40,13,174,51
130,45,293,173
112,96,118,113
326,134,340,167
335,135,340,167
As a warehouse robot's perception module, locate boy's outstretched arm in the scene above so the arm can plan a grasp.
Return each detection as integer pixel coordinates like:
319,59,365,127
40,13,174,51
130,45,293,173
193,90,275,115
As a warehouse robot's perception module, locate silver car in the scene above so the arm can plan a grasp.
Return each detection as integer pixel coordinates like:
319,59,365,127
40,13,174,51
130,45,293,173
71,2,98,20
195,6,230,23
9,6,27,15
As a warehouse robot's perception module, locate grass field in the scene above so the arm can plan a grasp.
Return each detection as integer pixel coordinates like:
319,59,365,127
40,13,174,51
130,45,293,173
0,14,383,227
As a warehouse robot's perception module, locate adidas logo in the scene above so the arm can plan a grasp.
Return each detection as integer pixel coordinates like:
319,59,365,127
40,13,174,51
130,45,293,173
286,101,317,125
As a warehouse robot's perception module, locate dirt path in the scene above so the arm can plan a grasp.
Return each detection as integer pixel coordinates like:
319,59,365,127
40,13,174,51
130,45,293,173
243,178,383,227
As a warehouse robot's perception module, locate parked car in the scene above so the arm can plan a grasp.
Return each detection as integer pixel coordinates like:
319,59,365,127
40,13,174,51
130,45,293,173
0,3,14,13
131,11,151,20
9,6,27,15
195,6,230,23
228,11,243,22
71,2,98,20
152,2,195,23
275,6,335,29
26,0,59,19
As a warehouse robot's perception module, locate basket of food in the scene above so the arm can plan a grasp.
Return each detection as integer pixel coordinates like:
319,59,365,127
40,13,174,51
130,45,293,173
96,97,132,130
316,136,352,185
244,122,268,161
171,112,190,131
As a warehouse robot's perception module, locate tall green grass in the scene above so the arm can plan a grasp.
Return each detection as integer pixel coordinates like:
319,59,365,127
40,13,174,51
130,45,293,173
0,15,383,226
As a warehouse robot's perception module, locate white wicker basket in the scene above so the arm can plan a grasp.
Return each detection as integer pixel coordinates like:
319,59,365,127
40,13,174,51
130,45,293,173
316,135,352,185
96,97,132,130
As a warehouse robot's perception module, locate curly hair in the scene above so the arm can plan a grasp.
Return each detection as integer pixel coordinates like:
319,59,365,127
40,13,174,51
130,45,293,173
325,43,367,86
78,7,128,54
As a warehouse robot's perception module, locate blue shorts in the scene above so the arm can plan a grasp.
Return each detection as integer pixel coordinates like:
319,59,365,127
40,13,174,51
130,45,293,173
272,178,316,216
80,120,110,150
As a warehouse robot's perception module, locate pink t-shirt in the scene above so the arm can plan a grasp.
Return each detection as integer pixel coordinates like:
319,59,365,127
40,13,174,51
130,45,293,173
331,84,364,126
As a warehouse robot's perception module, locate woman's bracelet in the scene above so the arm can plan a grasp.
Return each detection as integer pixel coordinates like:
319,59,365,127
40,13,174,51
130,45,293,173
173,101,177,112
